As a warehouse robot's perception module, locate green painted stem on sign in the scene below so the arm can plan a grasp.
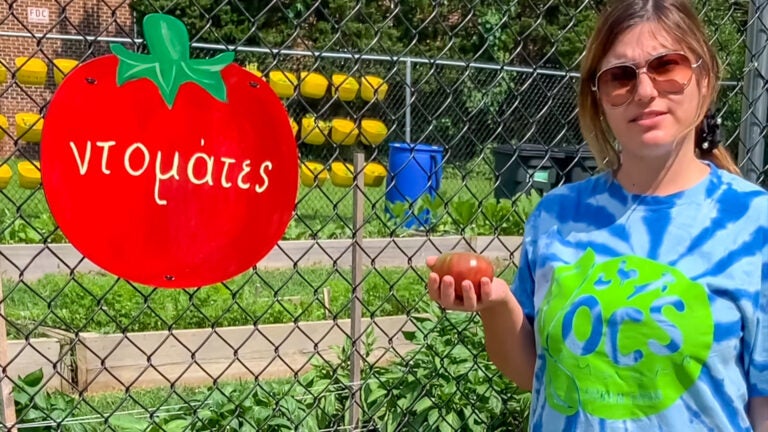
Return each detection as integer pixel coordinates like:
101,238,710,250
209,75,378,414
109,13,235,108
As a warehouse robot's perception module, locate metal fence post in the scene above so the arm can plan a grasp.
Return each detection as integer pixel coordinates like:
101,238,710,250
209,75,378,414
739,0,768,182
405,59,413,143
348,149,365,429
0,281,17,432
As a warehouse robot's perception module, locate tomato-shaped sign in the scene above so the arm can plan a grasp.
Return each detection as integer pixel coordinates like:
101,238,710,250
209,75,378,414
40,14,299,288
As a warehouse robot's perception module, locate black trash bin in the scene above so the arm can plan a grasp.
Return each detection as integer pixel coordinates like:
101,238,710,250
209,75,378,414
561,145,599,184
493,143,566,199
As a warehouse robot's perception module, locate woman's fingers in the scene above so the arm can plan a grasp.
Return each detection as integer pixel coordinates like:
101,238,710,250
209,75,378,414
427,272,441,302
427,272,507,312
426,256,438,269
439,275,456,306
479,277,494,302
461,280,477,310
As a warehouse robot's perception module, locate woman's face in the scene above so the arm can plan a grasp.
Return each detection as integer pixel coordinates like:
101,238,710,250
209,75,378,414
596,22,705,160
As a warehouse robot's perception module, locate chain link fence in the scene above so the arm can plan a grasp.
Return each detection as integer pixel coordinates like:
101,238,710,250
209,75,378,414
0,0,766,431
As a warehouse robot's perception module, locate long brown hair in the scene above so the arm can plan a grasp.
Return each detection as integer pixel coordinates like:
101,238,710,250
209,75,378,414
578,0,741,175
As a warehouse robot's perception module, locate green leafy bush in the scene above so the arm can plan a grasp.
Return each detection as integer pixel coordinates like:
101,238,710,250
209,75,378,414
296,303,530,431
14,305,530,431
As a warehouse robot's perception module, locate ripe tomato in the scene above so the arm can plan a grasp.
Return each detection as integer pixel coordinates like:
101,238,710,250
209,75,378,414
431,251,495,300
39,14,298,288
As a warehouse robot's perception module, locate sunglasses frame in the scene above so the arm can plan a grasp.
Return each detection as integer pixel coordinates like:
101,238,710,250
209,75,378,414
591,51,703,108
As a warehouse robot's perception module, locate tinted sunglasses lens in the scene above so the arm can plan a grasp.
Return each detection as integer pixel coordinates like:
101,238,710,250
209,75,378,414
597,65,637,106
647,53,693,93
597,53,695,106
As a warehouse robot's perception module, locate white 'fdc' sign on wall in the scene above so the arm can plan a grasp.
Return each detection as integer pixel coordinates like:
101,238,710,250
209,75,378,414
28,7,49,24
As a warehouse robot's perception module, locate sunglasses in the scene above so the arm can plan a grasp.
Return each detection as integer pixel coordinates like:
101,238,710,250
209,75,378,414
592,51,702,107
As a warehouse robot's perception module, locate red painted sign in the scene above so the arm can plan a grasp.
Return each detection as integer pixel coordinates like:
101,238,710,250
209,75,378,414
40,14,299,288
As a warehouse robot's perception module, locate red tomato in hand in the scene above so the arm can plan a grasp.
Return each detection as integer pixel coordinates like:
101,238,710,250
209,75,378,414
39,14,298,288
431,252,495,300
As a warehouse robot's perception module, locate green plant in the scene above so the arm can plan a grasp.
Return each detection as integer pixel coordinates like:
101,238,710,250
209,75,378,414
421,190,541,237
298,327,381,429
99,382,327,431
301,304,532,431
15,302,530,431
370,304,531,431
14,369,87,432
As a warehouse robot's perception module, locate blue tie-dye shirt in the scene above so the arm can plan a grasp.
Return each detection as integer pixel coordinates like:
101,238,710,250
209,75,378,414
512,160,768,431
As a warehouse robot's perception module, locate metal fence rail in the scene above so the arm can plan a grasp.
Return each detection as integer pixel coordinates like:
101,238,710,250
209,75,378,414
0,0,765,431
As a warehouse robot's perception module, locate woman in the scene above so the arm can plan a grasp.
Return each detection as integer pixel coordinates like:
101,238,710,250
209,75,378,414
427,0,768,430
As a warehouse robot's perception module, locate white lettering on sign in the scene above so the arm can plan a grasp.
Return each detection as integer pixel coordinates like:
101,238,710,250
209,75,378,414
69,140,272,206
28,7,49,24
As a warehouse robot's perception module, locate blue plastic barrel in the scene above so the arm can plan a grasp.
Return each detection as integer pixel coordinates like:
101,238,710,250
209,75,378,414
385,143,444,229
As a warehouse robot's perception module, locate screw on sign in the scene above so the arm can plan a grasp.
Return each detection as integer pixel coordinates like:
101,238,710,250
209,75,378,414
39,14,299,288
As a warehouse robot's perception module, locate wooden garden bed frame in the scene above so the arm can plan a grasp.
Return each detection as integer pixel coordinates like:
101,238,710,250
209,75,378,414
1,235,522,394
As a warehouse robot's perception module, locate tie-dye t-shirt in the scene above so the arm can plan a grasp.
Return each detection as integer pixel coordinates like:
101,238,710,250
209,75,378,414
512,161,768,431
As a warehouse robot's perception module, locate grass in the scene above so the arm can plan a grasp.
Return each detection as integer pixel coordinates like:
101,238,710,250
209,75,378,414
0,157,500,243
292,166,495,238
5,263,517,338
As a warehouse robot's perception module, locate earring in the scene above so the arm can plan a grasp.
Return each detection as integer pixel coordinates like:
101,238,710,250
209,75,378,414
697,109,721,153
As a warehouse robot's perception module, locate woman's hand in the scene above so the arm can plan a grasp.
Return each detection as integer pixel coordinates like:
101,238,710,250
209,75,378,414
426,255,513,312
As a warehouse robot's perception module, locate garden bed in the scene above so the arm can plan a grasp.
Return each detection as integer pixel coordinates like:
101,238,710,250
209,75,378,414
7,338,62,390
18,315,418,394
14,309,531,431
3,259,517,394
2,237,522,402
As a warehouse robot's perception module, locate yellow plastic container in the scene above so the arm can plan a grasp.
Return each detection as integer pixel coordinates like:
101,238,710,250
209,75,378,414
15,113,43,143
301,116,330,145
300,161,328,187
299,71,329,99
360,118,388,146
18,161,41,189
15,57,47,86
361,75,388,101
331,118,359,145
0,164,12,189
268,70,297,98
330,161,354,187
364,162,387,187
290,117,299,137
331,74,359,101
0,115,8,140
0,62,7,84
53,58,79,84
245,62,262,78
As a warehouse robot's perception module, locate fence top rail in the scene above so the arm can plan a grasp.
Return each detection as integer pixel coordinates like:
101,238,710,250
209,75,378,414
0,30,741,86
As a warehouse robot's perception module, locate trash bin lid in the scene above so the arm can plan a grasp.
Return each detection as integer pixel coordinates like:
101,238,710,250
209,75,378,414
493,143,564,157
389,142,444,153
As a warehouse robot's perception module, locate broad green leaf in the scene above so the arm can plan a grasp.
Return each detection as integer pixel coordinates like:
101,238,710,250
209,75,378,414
446,412,461,429
366,386,388,405
162,418,191,432
19,369,44,388
413,397,433,415
438,419,453,432
268,417,294,429
108,414,149,431
428,410,441,427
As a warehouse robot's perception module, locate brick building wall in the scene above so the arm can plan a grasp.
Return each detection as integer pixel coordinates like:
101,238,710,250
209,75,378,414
0,0,135,158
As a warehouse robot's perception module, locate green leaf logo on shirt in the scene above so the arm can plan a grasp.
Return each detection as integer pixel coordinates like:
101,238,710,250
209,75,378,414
536,248,714,420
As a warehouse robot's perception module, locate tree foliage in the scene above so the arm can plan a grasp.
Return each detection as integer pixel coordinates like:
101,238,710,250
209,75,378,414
128,0,751,161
